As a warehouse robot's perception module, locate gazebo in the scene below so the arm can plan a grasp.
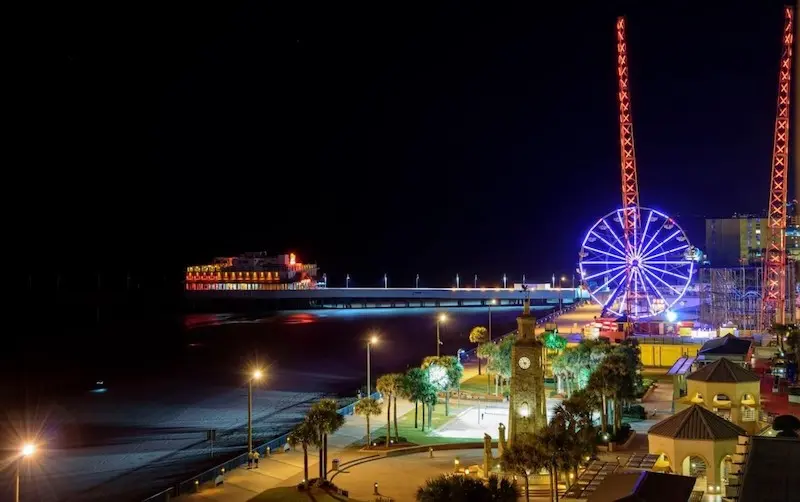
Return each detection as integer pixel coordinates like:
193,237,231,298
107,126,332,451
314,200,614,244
675,357,761,434
648,404,746,495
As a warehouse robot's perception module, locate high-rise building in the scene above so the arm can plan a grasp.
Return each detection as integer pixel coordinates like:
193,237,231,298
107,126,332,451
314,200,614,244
705,216,769,266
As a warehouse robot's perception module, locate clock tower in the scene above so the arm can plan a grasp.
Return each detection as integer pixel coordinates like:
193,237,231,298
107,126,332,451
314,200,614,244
508,298,547,446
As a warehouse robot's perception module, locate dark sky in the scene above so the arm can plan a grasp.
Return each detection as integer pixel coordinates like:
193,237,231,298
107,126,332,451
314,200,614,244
25,1,792,286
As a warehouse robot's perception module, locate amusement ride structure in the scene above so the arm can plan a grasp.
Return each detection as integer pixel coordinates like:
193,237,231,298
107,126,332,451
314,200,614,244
760,6,794,329
578,17,695,320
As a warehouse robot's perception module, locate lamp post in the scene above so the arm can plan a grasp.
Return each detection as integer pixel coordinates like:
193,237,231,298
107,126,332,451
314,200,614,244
416,274,419,288
503,274,507,288
16,444,35,502
488,299,496,342
346,274,350,288
367,335,377,396
474,274,478,288
560,275,567,311
456,274,460,288
437,313,447,357
383,273,388,289
248,369,263,455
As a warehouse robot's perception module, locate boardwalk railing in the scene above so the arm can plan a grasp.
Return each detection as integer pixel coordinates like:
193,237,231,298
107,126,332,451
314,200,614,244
142,391,382,502
463,300,588,360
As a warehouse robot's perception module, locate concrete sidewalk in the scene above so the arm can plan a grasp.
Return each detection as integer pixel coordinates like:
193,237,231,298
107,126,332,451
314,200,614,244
178,398,416,501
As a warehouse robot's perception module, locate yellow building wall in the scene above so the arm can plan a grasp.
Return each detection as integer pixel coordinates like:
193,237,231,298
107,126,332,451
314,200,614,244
639,343,701,367
684,380,761,434
565,341,701,368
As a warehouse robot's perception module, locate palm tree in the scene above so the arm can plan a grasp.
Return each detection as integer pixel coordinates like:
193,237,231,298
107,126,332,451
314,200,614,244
536,426,571,502
354,397,382,447
501,436,547,502
389,373,404,442
552,401,596,484
404,368,429,429
486,475,520,501
376,374,402,447
477,342,498,394
286,419,317,489
469,326,489,375
415,474,518,501
307,398,345,480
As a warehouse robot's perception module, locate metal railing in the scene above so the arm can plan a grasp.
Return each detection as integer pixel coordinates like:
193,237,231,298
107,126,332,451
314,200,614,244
142,391,382,502
463,300,588,360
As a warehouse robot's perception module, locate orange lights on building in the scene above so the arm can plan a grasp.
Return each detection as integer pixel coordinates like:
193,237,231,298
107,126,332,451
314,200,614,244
185,252,317,289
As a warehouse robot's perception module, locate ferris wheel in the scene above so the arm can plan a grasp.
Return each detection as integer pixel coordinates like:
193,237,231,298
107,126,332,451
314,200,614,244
578,208,695,319
577,17,695,320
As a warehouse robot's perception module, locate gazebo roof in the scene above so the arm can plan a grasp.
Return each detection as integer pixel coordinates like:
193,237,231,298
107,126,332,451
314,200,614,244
698,334,752,356
686,357,759,383
648,404,746,440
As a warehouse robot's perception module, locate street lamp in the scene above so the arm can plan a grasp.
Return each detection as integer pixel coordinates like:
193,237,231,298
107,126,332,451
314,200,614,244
248,369,263,455
437,313,447,357
560,275,567,310
488,299,497,342
474,274,478,288
503,274,507,288
346,274,350,288
456,273,460,289
16,443,35,502
367,335,378,396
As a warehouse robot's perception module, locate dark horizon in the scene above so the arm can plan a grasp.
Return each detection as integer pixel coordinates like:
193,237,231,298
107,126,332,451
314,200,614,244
21,1,794,286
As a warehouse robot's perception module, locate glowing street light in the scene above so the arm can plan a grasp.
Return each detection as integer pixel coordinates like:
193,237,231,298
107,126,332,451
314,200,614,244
367,335,378,396
488,299,497,342
248,369,264,456
16,443,36,502
436,314,447,357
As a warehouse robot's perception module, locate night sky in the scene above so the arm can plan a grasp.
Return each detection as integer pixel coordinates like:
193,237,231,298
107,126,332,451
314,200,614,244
25,1,791,287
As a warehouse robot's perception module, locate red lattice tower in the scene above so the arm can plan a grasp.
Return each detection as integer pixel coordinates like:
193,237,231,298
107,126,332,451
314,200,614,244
762,6,794,328
616,16,640,318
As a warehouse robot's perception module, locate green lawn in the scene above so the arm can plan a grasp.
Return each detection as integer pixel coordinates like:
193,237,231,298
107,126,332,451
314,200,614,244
460,373,495,394
249,486,364,502
369,400,479,445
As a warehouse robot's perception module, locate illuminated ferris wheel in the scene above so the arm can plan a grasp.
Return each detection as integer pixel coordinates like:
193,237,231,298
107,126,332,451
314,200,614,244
578,208,695,319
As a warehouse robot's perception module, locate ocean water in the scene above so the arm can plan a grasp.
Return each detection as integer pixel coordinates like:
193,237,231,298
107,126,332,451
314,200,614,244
4,303,553,501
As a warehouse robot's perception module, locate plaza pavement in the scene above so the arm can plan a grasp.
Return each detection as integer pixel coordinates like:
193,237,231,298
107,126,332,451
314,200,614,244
180,303,664,502
177,398,417,501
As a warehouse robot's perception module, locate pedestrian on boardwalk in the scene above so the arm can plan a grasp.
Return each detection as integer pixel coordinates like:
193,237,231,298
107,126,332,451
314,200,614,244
247,451,253,468
254,451,260,468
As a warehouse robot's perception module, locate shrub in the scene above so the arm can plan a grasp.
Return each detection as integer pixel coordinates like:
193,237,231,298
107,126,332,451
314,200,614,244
371,435,409,445
623,404,646,419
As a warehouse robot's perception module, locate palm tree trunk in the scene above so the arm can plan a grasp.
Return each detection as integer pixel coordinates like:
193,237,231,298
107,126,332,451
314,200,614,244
554,469,560,502
487,371,491,393
302,445,309,489
600,395,608,434
414,400,419,429
478,355,482,375
366,415,371,446
393,394,399,442
318,433,324,480
386,392,392,447
549,468,555,502
323,434,328,480
524,473,530,502
445,390,450,416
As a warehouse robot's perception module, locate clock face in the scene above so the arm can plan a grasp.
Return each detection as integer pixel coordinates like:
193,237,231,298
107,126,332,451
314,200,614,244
518,356,531,370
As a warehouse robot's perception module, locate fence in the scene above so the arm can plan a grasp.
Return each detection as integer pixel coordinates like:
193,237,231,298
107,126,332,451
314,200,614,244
142,391,382,502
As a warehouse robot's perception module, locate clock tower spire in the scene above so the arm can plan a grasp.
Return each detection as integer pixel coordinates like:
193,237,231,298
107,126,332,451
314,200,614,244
508,297,547,446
